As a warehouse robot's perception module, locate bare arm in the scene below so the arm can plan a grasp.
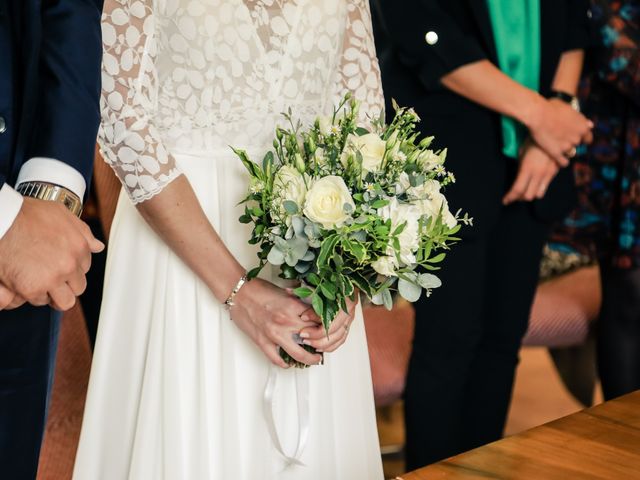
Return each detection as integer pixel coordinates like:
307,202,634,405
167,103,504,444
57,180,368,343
551,49,585,95
503,51,587,204
440,58,592,165
134,176,322,367
440,60,545,127
136,176,243,302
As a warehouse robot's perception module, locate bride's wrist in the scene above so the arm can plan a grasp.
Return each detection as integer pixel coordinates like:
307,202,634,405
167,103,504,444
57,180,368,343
223,272,249,309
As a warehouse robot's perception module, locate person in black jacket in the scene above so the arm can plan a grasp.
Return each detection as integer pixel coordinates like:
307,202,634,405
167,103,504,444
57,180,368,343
372,0,593,468
0,1,104,478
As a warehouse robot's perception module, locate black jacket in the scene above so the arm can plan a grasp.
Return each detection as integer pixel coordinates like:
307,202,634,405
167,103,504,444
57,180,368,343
0,0,103,195
372,0,591,223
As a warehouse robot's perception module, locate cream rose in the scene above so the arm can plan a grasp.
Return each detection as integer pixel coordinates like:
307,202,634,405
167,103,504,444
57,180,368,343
372,255,399,277
345,133,386,174
272,165,307,217
303,176,355,229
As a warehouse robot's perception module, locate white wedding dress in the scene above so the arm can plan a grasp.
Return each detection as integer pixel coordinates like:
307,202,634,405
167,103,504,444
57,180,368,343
73,1,385,478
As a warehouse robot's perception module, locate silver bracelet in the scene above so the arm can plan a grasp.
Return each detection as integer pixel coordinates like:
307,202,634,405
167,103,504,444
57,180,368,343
224,273,248,309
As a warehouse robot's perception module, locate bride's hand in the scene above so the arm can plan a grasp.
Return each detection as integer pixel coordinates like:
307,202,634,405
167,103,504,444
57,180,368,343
229,278,324,368
297,292,358,353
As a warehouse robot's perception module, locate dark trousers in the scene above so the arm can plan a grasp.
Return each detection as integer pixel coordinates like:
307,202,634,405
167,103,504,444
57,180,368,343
404,161,549,469
0,306,60,480
597,266,640,400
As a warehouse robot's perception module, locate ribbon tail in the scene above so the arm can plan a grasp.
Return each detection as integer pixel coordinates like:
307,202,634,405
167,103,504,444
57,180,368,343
263,364,311,468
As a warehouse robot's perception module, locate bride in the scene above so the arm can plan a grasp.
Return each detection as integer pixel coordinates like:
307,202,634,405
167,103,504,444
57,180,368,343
73,0,385,478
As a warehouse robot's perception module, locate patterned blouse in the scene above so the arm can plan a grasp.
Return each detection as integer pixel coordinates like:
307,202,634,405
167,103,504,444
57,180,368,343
550,0,640,269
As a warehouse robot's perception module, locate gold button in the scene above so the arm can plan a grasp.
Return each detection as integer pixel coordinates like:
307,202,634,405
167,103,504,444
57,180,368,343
425,31,438,45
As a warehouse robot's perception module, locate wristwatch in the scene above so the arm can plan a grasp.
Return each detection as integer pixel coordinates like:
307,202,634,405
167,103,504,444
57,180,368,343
549,90,580,112
16,181,83,217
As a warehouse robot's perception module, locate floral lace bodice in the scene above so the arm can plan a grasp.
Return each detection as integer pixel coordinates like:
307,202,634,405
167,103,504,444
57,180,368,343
99,0,384,203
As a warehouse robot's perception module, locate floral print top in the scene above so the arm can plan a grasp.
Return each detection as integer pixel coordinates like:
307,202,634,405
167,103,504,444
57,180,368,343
550,0,640,269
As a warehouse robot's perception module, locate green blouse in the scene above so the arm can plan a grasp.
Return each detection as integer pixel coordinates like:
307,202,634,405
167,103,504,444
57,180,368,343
486,0,541,158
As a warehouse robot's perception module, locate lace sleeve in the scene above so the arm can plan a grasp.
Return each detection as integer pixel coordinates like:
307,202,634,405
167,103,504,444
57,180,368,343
99,0,181,204
332,0,385,124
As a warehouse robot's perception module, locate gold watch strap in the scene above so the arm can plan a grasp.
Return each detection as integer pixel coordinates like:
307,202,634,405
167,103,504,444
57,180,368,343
16,181,83,217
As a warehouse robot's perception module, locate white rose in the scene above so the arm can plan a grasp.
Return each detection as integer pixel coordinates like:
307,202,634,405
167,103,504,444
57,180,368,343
345,133,386,174
372,255,399,277
303,176,355,229
412,180,458,228
272,165,307,217
378,197,421,266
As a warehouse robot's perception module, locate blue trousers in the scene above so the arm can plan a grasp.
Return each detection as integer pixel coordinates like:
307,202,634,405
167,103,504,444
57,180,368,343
0,306,60,479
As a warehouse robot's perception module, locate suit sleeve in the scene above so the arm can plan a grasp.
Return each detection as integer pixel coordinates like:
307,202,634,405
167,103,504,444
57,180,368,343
565,0,591,51
27,0,104,194
372,0,487,89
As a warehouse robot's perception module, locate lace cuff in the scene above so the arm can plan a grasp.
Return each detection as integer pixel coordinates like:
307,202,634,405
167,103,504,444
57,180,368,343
99,0,181,204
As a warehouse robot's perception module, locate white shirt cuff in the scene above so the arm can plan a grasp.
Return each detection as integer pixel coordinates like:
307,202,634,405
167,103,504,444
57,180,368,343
16,157,86,199
0,183,24,240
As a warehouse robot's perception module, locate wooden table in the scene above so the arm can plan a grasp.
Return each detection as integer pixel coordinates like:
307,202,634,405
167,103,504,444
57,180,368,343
401,391,640,479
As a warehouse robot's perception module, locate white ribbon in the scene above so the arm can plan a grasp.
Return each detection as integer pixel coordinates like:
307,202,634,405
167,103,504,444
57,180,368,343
263,364,310,467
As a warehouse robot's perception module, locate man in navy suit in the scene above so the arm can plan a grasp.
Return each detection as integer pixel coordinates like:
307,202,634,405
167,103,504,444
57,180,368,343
0,0,104,477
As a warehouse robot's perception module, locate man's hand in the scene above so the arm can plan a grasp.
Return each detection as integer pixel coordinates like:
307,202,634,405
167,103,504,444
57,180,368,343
0,198,104,311
0,284,25,310
503,141,560,205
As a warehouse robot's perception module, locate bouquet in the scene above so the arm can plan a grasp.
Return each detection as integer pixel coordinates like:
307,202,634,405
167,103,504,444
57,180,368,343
234,94,470,367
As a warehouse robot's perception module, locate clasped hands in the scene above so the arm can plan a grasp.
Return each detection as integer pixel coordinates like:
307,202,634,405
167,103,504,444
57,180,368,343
228,278,357,368
0,198,105,312
503,97,593,205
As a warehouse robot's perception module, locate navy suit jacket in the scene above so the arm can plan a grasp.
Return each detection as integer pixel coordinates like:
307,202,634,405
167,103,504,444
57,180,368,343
0,0,103,194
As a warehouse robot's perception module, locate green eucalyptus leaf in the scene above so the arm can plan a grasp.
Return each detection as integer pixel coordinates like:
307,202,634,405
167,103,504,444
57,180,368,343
292,216,306,237
283,200,299,214
302,250,315,262
418,273,442,289
294,262,311,273
398,278,422,302
267,247,285,265
370,292,384,305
